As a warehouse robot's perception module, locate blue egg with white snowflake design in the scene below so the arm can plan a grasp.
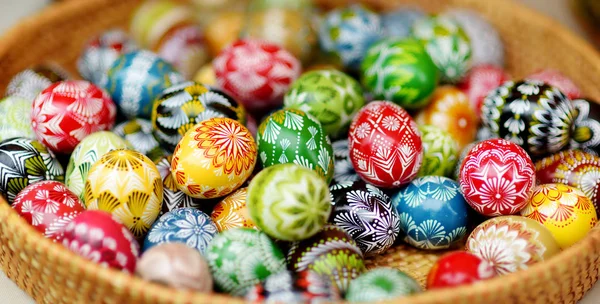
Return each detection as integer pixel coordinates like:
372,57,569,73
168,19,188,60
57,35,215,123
318,4,384,70
143,208,218,254
391,176,469,250
102,50,185,119
381,8,426,39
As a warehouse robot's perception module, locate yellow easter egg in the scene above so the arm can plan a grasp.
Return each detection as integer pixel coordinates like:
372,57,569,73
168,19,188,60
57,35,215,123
193,63,216,86
211,187,257,232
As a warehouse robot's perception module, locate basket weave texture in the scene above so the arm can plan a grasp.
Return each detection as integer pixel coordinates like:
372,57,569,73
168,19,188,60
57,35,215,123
1,0,600,303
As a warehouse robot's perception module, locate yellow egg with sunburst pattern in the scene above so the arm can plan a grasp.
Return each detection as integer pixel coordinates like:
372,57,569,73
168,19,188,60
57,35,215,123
84,149,163,239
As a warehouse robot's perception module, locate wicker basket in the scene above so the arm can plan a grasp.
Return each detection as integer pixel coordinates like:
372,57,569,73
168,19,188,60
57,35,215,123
1,0,600,303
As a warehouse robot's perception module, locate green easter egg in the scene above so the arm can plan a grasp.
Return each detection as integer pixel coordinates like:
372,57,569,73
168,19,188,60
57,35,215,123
418,125,458,177
0,96,36,142
345,268,422,302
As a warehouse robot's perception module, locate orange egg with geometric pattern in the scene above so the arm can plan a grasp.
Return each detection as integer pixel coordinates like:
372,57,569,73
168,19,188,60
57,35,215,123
521,183,598,249
171,117,257,199
210,187,257,232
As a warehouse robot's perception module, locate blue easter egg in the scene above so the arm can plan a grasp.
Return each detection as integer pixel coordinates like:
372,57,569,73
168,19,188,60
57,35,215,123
391,176,469,250
143,207,218,254
381,8,426,39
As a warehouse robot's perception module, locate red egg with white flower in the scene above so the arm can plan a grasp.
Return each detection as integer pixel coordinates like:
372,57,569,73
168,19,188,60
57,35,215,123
427,251,496,289
459,138,536,216
348,101,423,188
457,64,510,118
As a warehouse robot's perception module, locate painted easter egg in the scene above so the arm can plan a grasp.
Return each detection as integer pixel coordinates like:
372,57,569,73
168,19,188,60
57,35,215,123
288,225,366,294
7,64,70,101
318,4,383,70
84,149,163,238
113,118,166,162
392,176,469,250
204,11,245,56
569,98,600,154
151,81,246,152
0,138,64,203
206,228,286,296
257,109,334,183
60,210,139,273
0,96,36,142
31,80,117,154
171,118,257,199
521,183,597,249
246,270,340,303
155,156,201,215
481,79,576,157
361,38,439,109
77,29,138,85
284,70,365,139
457,64,511,119
213,39,302,115
345,268,421,302
13,181,85,240
526,69,582,100
130,0,195,49
103,50,185,119
412,15,471,83
348,101,423,188
211,187,256,232
381,8,427,39
65,131,132,201
157,25,209,80
144,208,217,253
331,139,359,184
466,216,560,275
416,86,477,151
427,251,496,289
459,139,536,216
418,125,458,177
329,180,400,256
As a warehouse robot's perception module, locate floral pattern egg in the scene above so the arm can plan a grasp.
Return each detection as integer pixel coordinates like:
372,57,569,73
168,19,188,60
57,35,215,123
569,98,600,154
481,79,576,157
0,96,36,142
288,225,366,294
257,109,334,183
65,131,132,201
331,139,359,185
381,8,426,39
213,39,302,115
157,25,209,80
318,4,383,70
151,81,246,152
144,208,217,254
427,251,496,289
392,176,469,250
284,70,365,139
32,80,117,154
521,184,597,249
211,187,256,232
246,270,340,303
0,138,64,203
84,149,163,239
113,118,166,162
206,228,286,296
349,101,423,188
459,139,536,216
412,15,471,83
172,118,257,199
361,38,439,109
526,69,582,100
329,180,400,256
457,64,511,119
7,64,70,101
345,268,421,302
60,210,139,273
103,50,185,119
154,156,200,215
466,216,560,275
418,125,458,177
13,181,85,241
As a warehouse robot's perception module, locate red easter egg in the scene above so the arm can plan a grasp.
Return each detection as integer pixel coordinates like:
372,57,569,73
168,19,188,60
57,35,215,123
213,39,301,115
526,69,582,100
60,210,139,273
459,138,536,216
31,80,117,154
349,101,423,188
13,181,85,241
457,64,510,118
427,251,496,289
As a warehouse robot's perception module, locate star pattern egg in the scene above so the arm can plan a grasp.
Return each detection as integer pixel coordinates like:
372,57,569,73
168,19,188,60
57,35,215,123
31,80,117,154
156,25,209,80
345,268,421,302
348,101,423,188
144,208,217,254
13,181,85,241
457,64,511,119
246,270,340,303
206,228,286,296
521,183,598,249
211,187,256,232
459,139,536,216
418,125,458,177
151,81,246,152
155,156,200,215
361,38,439,109
526,69,582,100
427,251,496,289
392,176,469,250
570,99,600,154
65,131,132,201
60,210,139,273
113,118,167,162
284,70,365,139
84,149,163,239
0,96,36,142
481,79,576,157
331,139,359,185
466,216,560,275
257,109,334,183
7,64,70,101
381,8,427,39
329,180,400,256
171,118,257,199
0,138,64,203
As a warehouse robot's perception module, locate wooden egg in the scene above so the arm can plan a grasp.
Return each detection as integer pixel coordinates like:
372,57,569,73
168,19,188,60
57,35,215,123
345,268,421,302
0,96,36,143
427,251,496,289
211,187,257,232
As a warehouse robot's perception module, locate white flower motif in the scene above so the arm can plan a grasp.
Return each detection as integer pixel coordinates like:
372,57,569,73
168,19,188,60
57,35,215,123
381,116,400,131
355,122,371,139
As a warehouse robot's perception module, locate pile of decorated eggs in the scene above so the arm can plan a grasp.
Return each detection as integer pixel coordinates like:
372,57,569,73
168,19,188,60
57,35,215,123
2,0,600,302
